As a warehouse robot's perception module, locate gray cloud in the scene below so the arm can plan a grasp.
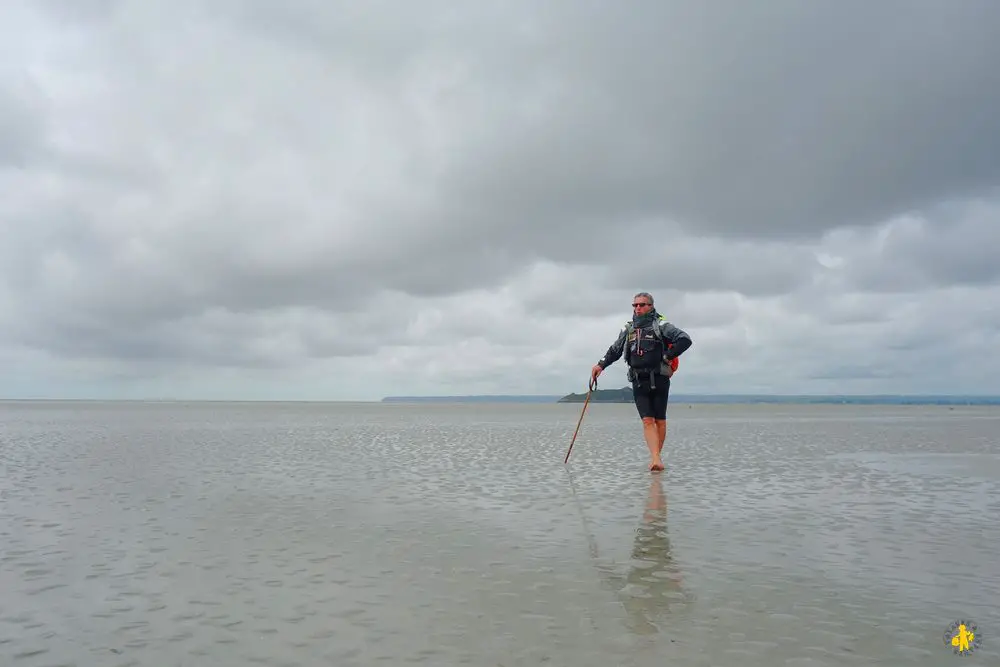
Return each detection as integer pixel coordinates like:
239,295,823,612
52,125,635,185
608,236,822,299
245,0,1000,238
810,197,1000,295
2,1,999,399
0,74,47,168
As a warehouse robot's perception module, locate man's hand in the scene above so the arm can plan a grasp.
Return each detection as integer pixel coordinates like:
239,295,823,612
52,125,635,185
590,364,603,384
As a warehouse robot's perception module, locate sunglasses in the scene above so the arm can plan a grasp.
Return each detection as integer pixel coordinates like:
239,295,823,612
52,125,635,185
632,302,651,308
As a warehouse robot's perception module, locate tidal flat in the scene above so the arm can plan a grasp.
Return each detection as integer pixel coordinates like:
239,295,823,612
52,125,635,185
2,400,997,666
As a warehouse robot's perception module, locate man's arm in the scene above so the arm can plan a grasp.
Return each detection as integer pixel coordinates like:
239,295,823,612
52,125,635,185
597,326,628,369
658,321,692,360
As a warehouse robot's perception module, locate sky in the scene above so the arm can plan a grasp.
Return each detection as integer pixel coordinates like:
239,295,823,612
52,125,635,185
2,0,1000,400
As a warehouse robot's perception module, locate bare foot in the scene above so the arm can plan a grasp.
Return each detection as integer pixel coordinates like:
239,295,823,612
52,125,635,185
649,461,664,472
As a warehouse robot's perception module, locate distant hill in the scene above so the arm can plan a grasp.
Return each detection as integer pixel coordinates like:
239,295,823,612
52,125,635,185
558,386,634,403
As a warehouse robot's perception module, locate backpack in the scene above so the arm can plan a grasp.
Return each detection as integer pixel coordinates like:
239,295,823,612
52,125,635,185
625,315,680,376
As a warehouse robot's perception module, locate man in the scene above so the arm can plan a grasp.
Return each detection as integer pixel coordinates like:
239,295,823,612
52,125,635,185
591,292,692,472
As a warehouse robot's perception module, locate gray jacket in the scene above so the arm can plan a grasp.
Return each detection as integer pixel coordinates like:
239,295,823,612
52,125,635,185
597,315,692,378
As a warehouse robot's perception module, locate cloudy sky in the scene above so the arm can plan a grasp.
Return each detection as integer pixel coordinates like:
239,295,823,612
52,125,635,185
2,0,999,400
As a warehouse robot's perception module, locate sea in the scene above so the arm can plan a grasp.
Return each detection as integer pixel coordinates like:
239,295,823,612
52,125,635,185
1,399,998,666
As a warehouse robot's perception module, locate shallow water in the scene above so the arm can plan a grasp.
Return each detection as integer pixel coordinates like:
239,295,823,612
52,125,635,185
1,400,997,666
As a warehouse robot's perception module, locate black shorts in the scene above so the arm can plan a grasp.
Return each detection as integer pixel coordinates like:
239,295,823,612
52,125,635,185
631,374,670,420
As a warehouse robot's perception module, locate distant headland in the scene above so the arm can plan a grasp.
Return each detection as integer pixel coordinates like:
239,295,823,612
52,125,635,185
557,386,634,402
381,390,1000,405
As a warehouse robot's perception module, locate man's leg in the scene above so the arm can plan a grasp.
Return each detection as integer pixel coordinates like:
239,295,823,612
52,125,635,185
641,417,663,470
633,384,664,471
654,377,670,456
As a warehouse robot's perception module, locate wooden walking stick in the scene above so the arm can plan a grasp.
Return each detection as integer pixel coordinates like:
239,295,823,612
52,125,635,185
564,376,598,464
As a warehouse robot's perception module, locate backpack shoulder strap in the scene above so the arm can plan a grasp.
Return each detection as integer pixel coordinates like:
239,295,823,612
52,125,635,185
654,315,680,372
652,315,665,341
623,320,633,363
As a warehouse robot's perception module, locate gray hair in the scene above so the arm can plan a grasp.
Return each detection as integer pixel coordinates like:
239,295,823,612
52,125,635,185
633,291,654,305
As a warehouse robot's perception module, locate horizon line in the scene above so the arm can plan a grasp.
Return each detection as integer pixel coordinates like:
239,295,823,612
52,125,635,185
4,392,998,403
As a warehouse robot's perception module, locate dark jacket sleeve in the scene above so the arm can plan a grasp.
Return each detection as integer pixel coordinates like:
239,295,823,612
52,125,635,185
597,326,628,369
657,321,692,360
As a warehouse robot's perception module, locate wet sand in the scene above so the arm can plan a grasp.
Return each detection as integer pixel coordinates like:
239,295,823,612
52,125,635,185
1,400,997,666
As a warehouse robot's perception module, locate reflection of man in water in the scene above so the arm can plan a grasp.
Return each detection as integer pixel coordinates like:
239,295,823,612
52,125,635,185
596,474,692,635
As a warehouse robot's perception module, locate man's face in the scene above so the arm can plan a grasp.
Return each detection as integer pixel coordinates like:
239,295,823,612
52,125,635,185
632,298,652,314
